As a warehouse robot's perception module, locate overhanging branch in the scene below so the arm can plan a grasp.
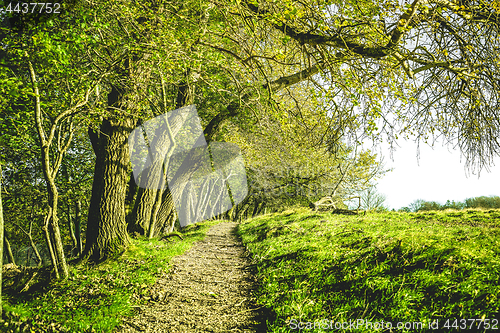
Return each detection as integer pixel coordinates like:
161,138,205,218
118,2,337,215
204,60,329,140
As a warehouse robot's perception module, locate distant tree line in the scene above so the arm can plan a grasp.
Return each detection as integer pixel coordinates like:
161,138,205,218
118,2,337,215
399,196,500,212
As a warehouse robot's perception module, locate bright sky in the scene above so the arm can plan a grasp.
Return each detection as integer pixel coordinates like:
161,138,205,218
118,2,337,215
369,138,500,210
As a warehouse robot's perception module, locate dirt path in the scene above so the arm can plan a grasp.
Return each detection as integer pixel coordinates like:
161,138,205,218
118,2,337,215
116,222,266,333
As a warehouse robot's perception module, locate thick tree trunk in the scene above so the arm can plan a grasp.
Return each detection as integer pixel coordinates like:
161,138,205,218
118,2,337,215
84,120,133,260
84,114,134,262
132,187,156,235
130,137,175,236
155,188,176,234
131,131,177,235
129,186,145,234
147,189,162,238
129,90,190,235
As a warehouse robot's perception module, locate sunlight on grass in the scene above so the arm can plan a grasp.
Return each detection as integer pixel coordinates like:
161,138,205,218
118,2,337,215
2,219,221,332
239,209,500,333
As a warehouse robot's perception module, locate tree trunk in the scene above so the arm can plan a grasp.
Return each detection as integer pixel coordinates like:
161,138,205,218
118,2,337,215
147,112,176,239
28,57,69,279
129,101,190,235
66,202,78,254
125,171,138,227
129,123,179,235
164,210,177,234
129,186,146,234
3,235,15,265
74,199,82,256
155,188,176,234
125,171,138,206
179,181,194,228
43,208,59,278
84,85,134,262
29,238,42,267
46,182,69,278
147,189,162,239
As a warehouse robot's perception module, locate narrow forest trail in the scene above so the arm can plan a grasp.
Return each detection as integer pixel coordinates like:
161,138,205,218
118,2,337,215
115,222,266,333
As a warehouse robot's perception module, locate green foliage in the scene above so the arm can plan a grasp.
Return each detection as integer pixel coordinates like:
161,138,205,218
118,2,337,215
465,196,500,209
408,199,425,212
239,209,500,332
0,0,100,256
406,196,499,213
226,100,388,213
2,219,221,332
418,201,442,212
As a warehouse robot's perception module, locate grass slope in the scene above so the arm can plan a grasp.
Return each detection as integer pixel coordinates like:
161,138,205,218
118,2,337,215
2,219,221,332
238,208,500,332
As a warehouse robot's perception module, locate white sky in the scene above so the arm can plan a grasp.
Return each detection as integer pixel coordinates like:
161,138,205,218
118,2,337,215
369,138,500,210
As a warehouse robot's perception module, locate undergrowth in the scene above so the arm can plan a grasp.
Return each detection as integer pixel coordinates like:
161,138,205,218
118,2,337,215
1,219,220,332
238,208,500,332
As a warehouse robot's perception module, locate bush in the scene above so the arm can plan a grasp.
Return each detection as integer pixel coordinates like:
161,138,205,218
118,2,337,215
405,196,500,213
465,196,500,209
442,200,465,210
375,206,389,213
408,199,425,212
418,201,442,211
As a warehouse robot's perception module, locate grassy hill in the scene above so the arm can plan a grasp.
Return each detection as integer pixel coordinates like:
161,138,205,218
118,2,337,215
238,208,500,332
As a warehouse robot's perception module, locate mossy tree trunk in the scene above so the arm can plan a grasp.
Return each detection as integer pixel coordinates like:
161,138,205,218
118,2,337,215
84,85,134,262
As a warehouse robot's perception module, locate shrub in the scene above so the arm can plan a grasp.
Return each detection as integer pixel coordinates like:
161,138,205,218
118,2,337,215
465,196,500,209
418,201,442,211
442,200,465,210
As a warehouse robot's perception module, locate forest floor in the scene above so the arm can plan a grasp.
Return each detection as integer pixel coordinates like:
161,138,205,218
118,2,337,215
115,222,267,333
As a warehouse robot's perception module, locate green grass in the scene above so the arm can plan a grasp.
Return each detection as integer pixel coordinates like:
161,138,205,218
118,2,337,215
2,219,221,332
238,208,500,332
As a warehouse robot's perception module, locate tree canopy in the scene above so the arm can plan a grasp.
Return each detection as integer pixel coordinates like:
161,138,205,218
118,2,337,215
1,0,499,267
203,0,500,171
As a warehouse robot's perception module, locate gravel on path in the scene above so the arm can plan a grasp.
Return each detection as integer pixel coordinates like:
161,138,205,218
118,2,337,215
115,222,266,333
